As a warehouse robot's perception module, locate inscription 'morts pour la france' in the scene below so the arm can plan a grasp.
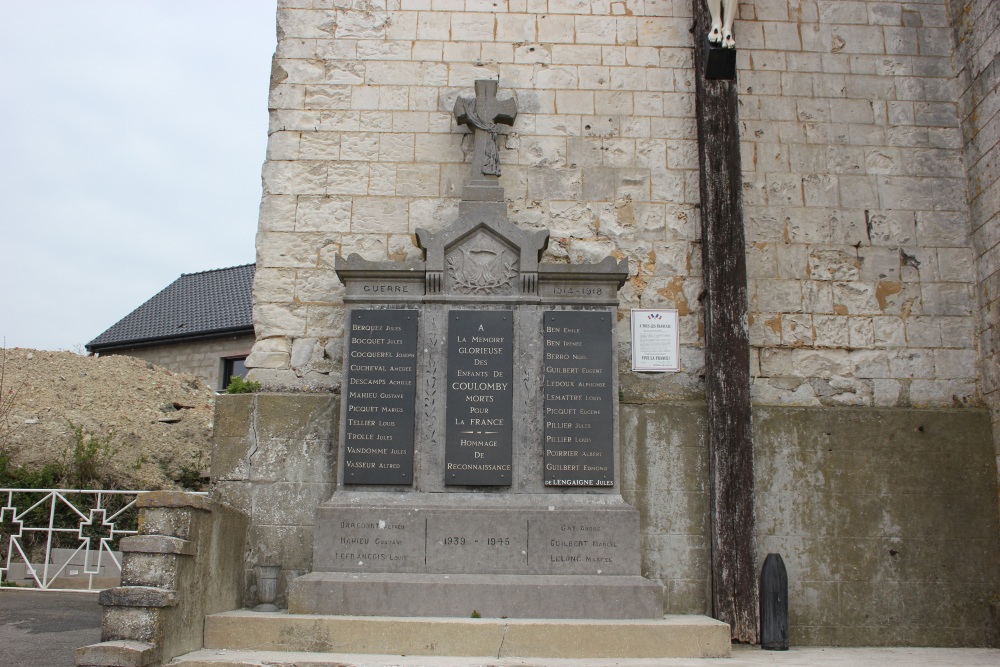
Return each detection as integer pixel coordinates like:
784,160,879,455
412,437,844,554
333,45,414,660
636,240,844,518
446,310,514,485
543,311,614,487
343,309,418,485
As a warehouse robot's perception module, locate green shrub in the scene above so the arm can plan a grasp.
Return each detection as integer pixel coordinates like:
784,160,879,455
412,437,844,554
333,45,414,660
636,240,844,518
67,422,116,489
226,376,262,394
0,452,63,488
170,451,206,491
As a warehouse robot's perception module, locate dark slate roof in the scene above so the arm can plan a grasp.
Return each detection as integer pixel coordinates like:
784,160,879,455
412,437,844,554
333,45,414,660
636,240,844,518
86,264,255,351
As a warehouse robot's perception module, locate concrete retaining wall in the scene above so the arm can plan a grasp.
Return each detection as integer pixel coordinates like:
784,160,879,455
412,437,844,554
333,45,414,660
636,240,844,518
622,402,999,646
211,393,338,607
213,393,999,645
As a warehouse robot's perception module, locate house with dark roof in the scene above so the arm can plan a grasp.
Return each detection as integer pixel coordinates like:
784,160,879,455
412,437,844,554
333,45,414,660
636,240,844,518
86,264,255,390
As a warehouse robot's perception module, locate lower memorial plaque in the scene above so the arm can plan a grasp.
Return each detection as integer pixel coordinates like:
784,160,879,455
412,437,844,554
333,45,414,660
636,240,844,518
446,310,514,485
543,310,614,486
343,309,418,485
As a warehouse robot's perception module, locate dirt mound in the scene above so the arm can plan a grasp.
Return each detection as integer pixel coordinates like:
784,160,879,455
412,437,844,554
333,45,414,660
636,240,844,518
1,348,216,490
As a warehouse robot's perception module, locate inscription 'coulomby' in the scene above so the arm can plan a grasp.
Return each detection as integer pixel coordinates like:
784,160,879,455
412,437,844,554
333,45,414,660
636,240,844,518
445,310,514,486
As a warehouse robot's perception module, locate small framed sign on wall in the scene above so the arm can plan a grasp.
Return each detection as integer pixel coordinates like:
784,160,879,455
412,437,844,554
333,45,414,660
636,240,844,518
630,309,680,372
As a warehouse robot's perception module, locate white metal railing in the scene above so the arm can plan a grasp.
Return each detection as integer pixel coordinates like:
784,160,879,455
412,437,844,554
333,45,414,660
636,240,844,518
0,488,152,592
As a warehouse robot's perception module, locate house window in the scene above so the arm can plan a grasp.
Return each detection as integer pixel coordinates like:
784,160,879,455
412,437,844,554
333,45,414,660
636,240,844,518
222,357,248,390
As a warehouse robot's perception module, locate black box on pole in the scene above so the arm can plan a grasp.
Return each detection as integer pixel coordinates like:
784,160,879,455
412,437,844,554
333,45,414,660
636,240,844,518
704,38,737,81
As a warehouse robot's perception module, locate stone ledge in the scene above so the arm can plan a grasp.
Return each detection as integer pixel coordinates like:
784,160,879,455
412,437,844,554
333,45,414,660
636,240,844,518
137,491,214,512
288,572,663,619
120,535,195,556
99,586,179,608
203,612,730,659
75,640,160,667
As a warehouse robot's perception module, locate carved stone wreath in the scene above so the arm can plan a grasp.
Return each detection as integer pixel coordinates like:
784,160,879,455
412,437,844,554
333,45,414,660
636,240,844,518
447,246,518,294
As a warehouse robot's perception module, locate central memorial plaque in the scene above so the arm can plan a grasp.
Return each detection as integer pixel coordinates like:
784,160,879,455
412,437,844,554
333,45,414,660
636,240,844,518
445,310,514,485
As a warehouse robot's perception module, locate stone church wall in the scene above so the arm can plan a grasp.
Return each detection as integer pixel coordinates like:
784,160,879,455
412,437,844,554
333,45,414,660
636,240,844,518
949,0,1000,484
738,0,977,409
235,0,1000,645
250,0,982,414
249,0,713,391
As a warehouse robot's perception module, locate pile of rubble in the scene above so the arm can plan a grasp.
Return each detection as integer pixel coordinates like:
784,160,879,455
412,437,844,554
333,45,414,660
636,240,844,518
1,348,217,490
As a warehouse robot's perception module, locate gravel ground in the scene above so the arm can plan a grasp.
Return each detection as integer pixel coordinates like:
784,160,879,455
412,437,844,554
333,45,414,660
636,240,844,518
1,348,216,490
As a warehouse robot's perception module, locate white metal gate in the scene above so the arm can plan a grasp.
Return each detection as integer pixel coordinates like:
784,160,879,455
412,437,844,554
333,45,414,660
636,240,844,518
0,488,149,592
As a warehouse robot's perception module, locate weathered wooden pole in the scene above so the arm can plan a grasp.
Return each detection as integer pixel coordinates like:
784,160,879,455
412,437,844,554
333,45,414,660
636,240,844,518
691,0,760,644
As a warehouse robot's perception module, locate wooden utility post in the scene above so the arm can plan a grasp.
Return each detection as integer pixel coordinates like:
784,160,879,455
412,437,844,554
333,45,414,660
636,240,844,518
691,0,759,644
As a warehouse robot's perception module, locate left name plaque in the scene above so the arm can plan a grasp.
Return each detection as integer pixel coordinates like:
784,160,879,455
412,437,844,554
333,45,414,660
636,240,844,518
343,309,418,485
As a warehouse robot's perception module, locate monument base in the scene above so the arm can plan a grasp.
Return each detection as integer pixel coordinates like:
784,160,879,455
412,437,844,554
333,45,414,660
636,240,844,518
288,572,664,619
311,493,646,577
302,493,664,619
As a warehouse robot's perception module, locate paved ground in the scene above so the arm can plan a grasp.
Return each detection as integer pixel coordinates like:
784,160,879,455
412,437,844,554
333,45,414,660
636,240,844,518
2,590,999,667
175,646,1000,666
0,589,102,667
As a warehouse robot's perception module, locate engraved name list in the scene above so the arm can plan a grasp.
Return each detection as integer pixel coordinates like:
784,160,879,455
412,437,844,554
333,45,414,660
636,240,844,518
343,309,418,485
543,310,615,486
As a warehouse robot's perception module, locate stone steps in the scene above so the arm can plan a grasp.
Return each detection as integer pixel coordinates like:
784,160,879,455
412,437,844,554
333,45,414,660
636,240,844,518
183,612,729,662
289,572,664,618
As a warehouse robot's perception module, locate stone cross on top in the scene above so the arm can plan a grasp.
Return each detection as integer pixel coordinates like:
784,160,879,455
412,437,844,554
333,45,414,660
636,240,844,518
454,79,517,202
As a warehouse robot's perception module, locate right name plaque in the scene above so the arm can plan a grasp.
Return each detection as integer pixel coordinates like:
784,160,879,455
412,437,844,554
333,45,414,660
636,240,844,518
543,310,614,487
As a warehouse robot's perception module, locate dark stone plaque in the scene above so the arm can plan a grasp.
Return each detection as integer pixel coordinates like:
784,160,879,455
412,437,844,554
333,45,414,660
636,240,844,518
543,311,614,487
445,310,513,485
343,309,417,485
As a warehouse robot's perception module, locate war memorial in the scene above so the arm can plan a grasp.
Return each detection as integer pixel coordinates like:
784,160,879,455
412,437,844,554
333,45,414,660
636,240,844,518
77,0,1000,664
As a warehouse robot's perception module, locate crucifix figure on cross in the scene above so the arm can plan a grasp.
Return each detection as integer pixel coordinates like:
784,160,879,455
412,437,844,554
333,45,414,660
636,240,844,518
453,79,518,181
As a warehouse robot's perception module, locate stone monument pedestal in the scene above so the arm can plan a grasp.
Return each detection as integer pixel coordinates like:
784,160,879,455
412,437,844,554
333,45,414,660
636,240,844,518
289,493,663,618
288,81,664,624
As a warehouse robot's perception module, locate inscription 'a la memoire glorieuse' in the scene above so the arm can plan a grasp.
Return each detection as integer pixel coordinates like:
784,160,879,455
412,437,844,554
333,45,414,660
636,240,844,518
446,311,514,485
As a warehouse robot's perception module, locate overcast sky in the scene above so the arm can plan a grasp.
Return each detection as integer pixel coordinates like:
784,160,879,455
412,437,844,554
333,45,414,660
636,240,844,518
0,1,276,351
